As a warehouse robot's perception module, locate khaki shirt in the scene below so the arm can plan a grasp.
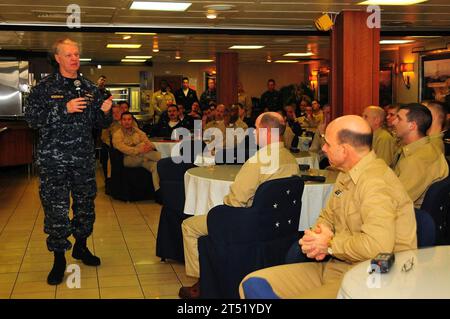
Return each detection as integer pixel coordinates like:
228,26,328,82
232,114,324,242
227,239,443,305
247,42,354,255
223,141,300,207
297,115,319,131
205,120,248,148
283,125,295,149
373,127,397,167
394,136,449,208
112,126,151,156
101,121,121,146
312,111,324,126
150,90,176,117
309,131,326,161
315,151,417,264
238,93,252,117
429,132,445,154
101,120,138,146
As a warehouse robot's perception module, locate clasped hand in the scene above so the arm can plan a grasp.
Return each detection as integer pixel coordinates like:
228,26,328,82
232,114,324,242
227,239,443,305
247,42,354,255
299,224,333,261
139,142,154,154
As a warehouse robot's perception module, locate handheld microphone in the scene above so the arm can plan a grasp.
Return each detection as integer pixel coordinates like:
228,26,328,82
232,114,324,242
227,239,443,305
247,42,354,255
74,80,82,97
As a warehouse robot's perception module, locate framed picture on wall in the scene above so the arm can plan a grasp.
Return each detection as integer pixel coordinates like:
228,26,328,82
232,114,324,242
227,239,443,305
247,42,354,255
420,52,450,103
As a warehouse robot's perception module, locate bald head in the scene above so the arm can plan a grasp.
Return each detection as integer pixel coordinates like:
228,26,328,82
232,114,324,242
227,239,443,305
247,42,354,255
256,112,286,135
323,115,372,171
254,112,286,146
328,115,372,150
362,105,385,131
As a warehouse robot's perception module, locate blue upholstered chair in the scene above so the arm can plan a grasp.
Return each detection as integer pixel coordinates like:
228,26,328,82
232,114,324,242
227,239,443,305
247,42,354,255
415,208,436,248
198,175,304,298
155,157,195,262
108,146,155,201
420,175,450,245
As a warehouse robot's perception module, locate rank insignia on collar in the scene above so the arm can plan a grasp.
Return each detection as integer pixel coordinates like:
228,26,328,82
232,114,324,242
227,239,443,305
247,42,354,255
50,95,64,99
334,189,343,197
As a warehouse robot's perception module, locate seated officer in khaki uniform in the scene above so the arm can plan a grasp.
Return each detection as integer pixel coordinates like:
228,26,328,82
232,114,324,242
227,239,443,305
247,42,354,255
240,115,417,299
423,100,447,153
362,105,397,166
101,104,122,147
392,103,449,208
179,112,300,299
112,112,161,191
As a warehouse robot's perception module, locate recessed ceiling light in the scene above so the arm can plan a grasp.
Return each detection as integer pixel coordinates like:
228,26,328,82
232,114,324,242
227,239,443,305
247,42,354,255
229,45,265,49
115,32,157,35
121,59,147,62
204,4,235,11
380,40,415,44
122,35,132,40
206,10,217,19
125,56,152,59
188,59,214,63
274,60,298,63
107,44,142,49
283,52,314,57
358,0,427,5
130,1,192,11
79,58,92,62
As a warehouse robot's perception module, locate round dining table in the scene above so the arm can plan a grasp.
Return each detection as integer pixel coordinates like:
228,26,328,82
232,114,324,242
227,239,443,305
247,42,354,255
149,138,181,158
183,164,338,231
337,246,450,299
149,137,320,169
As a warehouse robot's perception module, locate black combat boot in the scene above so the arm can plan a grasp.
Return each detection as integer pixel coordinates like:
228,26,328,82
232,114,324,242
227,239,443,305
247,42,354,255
47,251,66,285
72,238,101,266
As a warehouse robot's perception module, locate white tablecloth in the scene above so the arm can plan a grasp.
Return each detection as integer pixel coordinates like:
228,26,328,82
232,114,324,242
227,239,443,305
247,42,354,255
184,165,337,231
150,138,181,158
337,246,450,299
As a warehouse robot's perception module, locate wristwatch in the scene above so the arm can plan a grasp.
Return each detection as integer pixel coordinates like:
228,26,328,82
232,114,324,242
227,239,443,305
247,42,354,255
327,238,333,256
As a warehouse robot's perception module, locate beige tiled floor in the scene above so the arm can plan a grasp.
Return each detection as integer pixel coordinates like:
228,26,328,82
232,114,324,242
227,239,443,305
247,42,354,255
0,166,196,299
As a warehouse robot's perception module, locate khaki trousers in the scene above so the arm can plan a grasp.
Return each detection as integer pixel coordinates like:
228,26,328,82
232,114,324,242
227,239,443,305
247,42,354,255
181,214,208,278
123,151,161,190
239,258,353,299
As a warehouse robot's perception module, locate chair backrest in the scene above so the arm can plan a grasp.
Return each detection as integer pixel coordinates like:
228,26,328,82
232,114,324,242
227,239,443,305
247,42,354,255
157,157,195,212
200,175,305,298
251,175,304,241
420,175,450,245
415,208,436,247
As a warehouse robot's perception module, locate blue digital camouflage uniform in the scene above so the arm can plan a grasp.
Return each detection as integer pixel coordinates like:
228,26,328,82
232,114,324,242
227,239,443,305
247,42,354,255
25,71,112,252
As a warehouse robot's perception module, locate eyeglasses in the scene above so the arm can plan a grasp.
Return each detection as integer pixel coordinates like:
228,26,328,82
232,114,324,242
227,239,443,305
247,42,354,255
401,257,414,272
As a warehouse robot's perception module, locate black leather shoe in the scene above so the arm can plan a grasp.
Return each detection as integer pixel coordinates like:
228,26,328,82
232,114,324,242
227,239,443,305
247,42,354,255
47,252,66,285
178,281,200,299
72,239,101,266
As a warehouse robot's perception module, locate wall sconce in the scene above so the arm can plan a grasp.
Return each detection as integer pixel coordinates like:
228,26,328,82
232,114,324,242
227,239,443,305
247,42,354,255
309,73,318,90
152,36,159,53
400,63,414,89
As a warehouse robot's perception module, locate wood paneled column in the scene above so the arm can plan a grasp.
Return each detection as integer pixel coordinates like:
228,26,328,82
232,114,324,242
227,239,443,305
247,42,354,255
331,11,380,118
216,52,238,106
